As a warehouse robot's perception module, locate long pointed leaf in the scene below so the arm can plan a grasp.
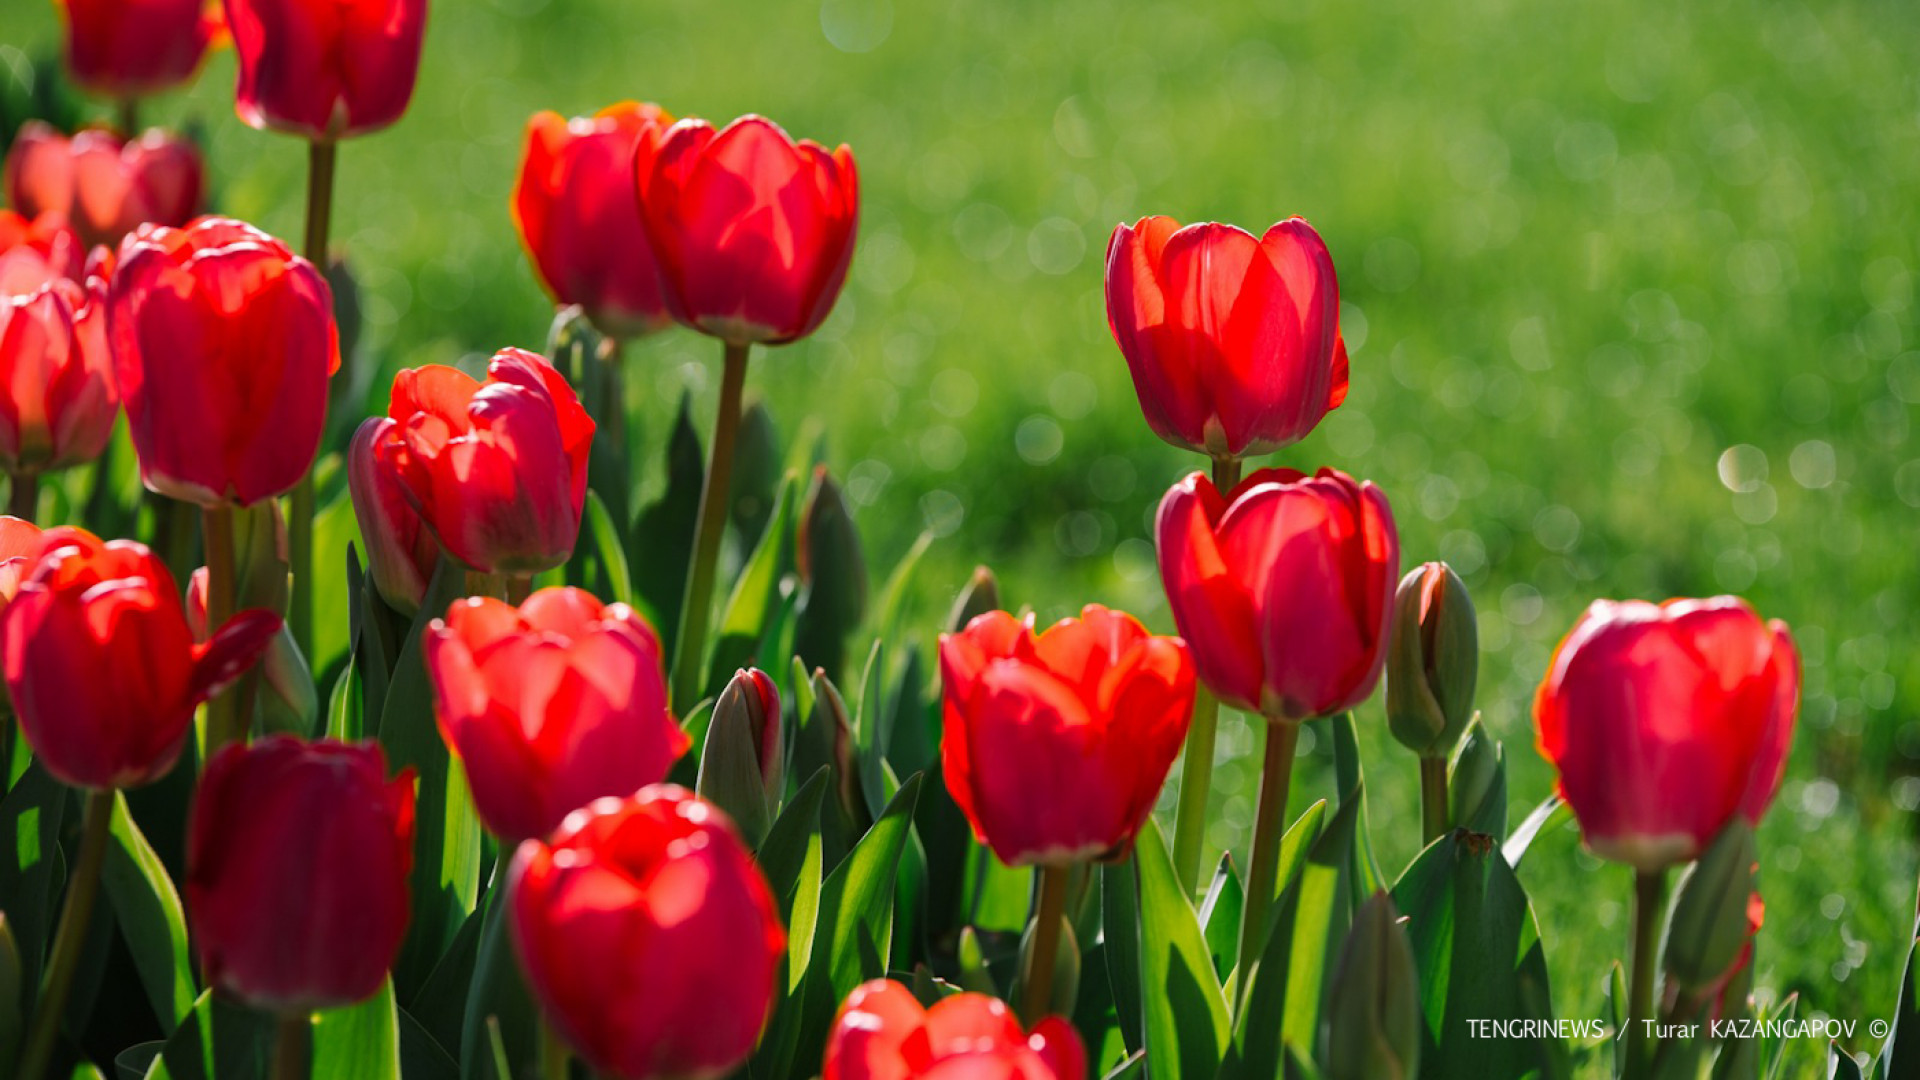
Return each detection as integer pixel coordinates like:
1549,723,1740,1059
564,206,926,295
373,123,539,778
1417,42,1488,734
1133,817,1231,1080
100,792,194,1034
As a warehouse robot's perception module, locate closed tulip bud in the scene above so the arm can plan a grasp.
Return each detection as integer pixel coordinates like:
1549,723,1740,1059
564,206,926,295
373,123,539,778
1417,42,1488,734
1447,720,1503,834
1387,562,1478,758
0,275,117,476
425,588,685,843
0,516,43,609
225,0,429,141
698,668,783,842
0,210,83,291
1105,215,1346,459
823,979,1086,1080
508,786,784,1080
187,736,415,1013
109,216,338,507
513,103,675,340
347,416,437,615
1,528,278,789
1534,597,1799,871
1156,468,1399,722
5,123,204,250
1321,892,1421,1080
795,467,866,680
1663,821,1761,993
371,348,594,574
941,605,1194,866
947,564,1001,634
637,115,859,346
55,0,225,99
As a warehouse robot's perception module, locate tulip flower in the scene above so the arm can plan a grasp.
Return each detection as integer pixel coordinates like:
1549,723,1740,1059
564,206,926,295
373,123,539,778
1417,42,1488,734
0,210,83,292
108,216,338,507
347,416,437,615
0,528,278,790
940,604,1194,867
508,786,784,1080
223,0,429,141
0,516,44,608
0,275,117,481
1105,215,1346,460
4,123,205,251
823,979,1087,1080
56,0,225,100
424,588,687,842
513,103,675,340
1534,597,1799,871
186,735,416,1012
369,348,594,574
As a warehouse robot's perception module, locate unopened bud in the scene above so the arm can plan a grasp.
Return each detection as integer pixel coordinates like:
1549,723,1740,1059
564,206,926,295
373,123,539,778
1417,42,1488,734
1387,562,1478,758
1321,891,1421,1080
947,565,1002,633
697,668,784,844
1664,820,1761,993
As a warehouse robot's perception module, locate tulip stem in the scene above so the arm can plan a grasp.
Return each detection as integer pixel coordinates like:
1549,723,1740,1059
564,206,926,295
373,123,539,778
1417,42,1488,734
18,788,115,1080
269,1013,311,1080
7,471,36,521
1419,757,1450,844
669,340,750,710
118,97,138,137
1625,868,1667,1078
1021,864,1072,1024
598,337,626,472
1168,455,1241,896
1234,718,1299,1017
288,138,337,662
539,1016,571,1080
202,505,248,756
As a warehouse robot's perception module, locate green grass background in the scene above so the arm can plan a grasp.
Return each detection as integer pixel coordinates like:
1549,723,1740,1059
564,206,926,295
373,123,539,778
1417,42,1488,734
9,0,1920,1064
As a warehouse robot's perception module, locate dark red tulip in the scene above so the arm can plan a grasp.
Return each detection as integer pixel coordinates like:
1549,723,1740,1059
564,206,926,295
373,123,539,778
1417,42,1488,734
0,274,117,476
0,528,278,789
187,736,415,1012
1535,598,1799,870
223,0,429,140
1106,216,1346,459
0,210,83,292
4,122,205,251
824,979,1087,1080
108,216,338,507
636,114,858,346
56,0,226,99
0,516,44,608
513,103,675,340
347,416,437,615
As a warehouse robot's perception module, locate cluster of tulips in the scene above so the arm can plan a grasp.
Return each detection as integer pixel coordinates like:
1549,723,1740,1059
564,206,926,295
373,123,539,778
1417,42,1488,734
0,3,1891,1080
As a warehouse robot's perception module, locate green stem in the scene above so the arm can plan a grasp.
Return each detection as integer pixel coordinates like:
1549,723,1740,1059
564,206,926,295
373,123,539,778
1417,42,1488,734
1233,718,1299,1016
117,97,138,137
289,138,337,661
669,340,750,710
1624,868,1667,1079
506,573,534,606
18,789,115,1080
8,471,37,521
539,1015,571,1080
1169,455,1241,896
202,505,248,756
599,337,626,467
269,1013,311,1080
1419,756,1450,844
1022,864,1072,1024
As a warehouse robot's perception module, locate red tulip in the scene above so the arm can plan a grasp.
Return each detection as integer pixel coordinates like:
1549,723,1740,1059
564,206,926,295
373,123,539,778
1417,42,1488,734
1534,597,1799,871
1106,216,1346,459
0,210,84,295
513,103,676,340
636,115,859,346
940,604,1194,866
0,528,278,789
223,0,429,141
1156,467,1399,722
424,588,687,842
187,735,415,1012
0,274,117,476
370,348,594,574
824,979,1087,1080
508,786,784,1080
108,216,338,507
4,122,205,251
347,416,437,615
0,516,44,608
55,0,225,99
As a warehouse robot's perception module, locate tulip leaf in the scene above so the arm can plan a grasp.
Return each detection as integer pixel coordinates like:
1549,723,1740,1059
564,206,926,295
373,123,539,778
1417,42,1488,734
870,529,934,650
632,392,705,656
583,488,636,612
1880,910,1920,1079
853,639,891,819
142,987,273,1080
458,892,536,1080
0,762,69,1006
747,769,830,1078
1133,817,1232,1080
1328,714,1384,902
1504,796,1571,870
1830,1044,1866,1080
397,1008,460,1080
407,896,486,1066
312,482,362,680
0,914,23,1070
728,401,784,568
1101,860,1144,1054
1200,854,1245,984
114,1042,164,1080
707,471,799,694
100,792,194,1034
792,468,868,683
70,1064,106,1080
1449,721,1508,838
312,977,402,1079
325,655,363,742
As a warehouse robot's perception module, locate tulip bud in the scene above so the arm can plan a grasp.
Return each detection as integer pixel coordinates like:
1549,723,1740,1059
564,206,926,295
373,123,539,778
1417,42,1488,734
5,123,205,251
946,564,1001,634
698,668,784,845
795,467,867,681
1320,891,1421,1080
1663,821,1761,993
1447,719,1504,836
824,979,1087,1080
347,417,437,615
226,0,429,141
1387,562,1478,758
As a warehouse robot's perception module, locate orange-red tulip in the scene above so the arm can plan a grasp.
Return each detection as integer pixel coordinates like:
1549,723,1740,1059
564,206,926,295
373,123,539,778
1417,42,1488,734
0,516,44,608
4,123,205,251
940,604,1194,866
0,274,116,476
824,979,1087,1080
0,210,83,291
1534,597,1799,871
224,0,429,141
347,416,437,615
55,0,225,99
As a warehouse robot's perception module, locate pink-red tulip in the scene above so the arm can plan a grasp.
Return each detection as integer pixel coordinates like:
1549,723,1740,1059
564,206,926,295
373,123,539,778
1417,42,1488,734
4,123,205,251
187,736,415,1012
636,115,859,346
508,786,784,1080
0,210,82,292
0,274,116,477
1156,467,1399,722
940,604,1194,866
0,528,278,789
223,0,429,141
1106,216,1346,459
0,516,43,608
824,979,1087,1080
424,588,687,842
514,103,675,340
1534,597,1800,871
55,0,225,99
108,216,338,507
347,416,437,614
370,348,594,574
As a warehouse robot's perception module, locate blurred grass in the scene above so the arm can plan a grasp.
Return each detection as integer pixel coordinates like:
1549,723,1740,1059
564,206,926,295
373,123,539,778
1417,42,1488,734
10,0,1920,1056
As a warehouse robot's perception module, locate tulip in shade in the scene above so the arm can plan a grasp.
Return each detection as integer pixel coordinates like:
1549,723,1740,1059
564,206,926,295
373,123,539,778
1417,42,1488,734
108,216,338,507
0,210,83,292
940,604,1195,866
636,115,859,345
1156,467,1399,722
347,416,437,614
1534,597,1799,871
55,0,225,99
1106,216,1346,459
1385,561,1478,758
823,979,1087,1080
0,516,44,607
513,103,675,339
223,0,429,141
424,588,687,842
369,348,593,574
0,275,117,476
187,736,416,1012
508,786,784,1080
0,528,278,789
5,123,205,250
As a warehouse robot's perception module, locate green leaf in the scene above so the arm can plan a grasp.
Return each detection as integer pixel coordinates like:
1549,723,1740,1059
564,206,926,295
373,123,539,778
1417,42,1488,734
1133,817,1231,1080
0,914,22,1071
142,988,272,1080
397,1008,460,1080
1881,909,1920,1079
1504,796,1570,870
706,471,800,693
728,400,783,549
325,655,364,742
1199,854,1245,984
852,640,890,819
459,891,536,1080
792,468,868,683
583,489,636,610
1830,1044,1866,1080
100,791,194,1034
869,530,934,649
312,482,363,679
0,762,68,1003
312,978,402,1079
1103,859,1143,1055
632,392,705,652
1449,721,1508,837
114,1042,165,1080
1328,714,1384,901
746,769,830,1079
406,898,486,1065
